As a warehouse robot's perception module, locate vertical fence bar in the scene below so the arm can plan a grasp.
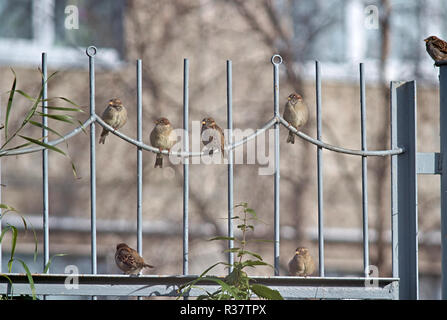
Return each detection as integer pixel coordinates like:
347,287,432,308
42,53,49,274
439,64,447,299
136,59,143,301
136,59,143,256
227,60,234,272
316,61,325,277
359,63,369,277
183,58,189,275
391,80,418,300
87,46,97,277
272,55,281,276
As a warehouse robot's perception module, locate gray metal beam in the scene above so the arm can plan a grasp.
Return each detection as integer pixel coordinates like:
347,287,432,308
438,63,447,299
0,274,398,300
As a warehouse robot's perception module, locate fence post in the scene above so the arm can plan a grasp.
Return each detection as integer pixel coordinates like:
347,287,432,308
438,63,447,300
390,80,418,300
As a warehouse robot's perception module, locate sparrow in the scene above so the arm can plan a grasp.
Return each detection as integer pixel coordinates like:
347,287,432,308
115,243,154,275
99,98,127,144
283,93,309,144
201,117,225,157
288,247,315,277
424,35,447,63
150,117,176,168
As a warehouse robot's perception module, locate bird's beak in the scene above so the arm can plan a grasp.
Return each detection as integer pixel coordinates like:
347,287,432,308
288,97,291,101
424,38,429,42
202,121,206,125
295,251,299,255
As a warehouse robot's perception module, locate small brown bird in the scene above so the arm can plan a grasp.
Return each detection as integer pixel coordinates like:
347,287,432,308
424,35,447,62
288,247,315,277
115,243,154,275
150,117,176,168
283,93,309,144
99,98,127,144
201,117,225,157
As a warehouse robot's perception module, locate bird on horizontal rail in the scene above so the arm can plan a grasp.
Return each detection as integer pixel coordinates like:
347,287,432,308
99,98,127,144
201,117,225,158
150,117,176,168
115,243,154,275
288,247,315,277
283,93,309,144
424,35,447,64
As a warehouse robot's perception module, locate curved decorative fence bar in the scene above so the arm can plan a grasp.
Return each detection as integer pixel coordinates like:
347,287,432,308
0,45,431,300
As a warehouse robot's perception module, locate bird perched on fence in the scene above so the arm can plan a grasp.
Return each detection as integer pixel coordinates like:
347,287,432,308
288,247,315,277
424,35,447,63
115,243,154,275
99,98,127,144
201,117,225,157
150,117,176,168
283,93,309,144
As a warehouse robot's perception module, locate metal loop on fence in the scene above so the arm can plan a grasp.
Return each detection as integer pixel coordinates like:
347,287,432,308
271,54,283,66
86,46,97,57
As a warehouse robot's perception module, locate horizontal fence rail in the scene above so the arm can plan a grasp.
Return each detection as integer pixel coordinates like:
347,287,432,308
0,46,421,300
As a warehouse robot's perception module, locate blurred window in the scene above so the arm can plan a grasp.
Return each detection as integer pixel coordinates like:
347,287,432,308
0,0,124,68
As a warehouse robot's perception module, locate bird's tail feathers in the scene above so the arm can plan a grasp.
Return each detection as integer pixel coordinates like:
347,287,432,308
287,131,295,144
155,154,163,168
99,129,109,144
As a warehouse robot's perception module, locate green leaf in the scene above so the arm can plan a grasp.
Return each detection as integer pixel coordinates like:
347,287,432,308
208,236,236,241
36,113,75,124
28,120,66,140
5,68,17,141
224,247,241,253
8,225,18,269
52,96,81,107
0,204,17,213
235,202,248,209
237,250,263,261
245,208,256,217
251,284,283,300
1,141,33,153
14,89,36,102
241,260,271,268
0,274,13,299
43,105,84,113
18,135,66,156
14,259,36,300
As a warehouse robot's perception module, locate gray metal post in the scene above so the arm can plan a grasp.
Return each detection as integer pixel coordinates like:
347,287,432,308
183,58,189,275
42,52,49,273
439,63,447,299
227,60,234,272
390,80,418,300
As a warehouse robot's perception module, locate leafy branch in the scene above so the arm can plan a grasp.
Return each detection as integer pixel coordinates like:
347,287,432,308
177,202,283,300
